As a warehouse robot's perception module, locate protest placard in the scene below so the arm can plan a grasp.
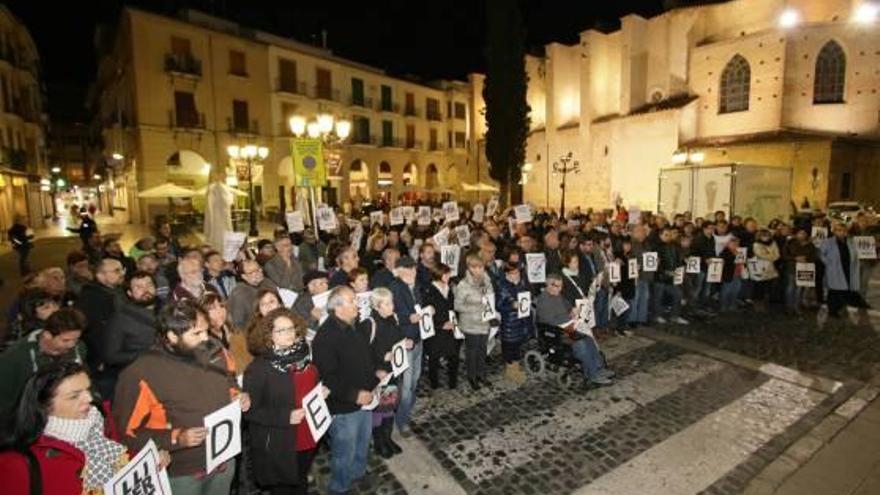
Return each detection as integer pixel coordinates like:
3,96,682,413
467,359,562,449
356,291,372,321
486,196,499,217
285,211,305,233
673,267,685,286
417,206,431,226
611,294,630,316
607,261,621,284
222,232,247,262
389,208,404,226
514,204,533,224
204,400,242,474
707,258,724,283
517,291,531,319
796,262,816,287
416,304,435,340
278,288,298,308
450,310,464,339
432,227,450,247
402,206,416,222
317,206,337,231
812,226,828,244
370,210,384,226
642,252,659,272
526,252,547,283
303,383,331,441
440,244,460,277
686,256,701,274
735,247,748,264
442,201,459,222
855,236,877,260
472,203,485,223
103,440,172,495
481,294,497,322
487,326,499,356
628,258,639,279
390,339,410,377
455,225,471,247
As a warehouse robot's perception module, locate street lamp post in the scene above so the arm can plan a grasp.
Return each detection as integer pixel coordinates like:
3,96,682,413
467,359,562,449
227,144,269,237
288,113,350,238
552,152,579,217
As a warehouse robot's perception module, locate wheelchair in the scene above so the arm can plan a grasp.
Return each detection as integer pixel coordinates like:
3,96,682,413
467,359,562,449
522,323,586,388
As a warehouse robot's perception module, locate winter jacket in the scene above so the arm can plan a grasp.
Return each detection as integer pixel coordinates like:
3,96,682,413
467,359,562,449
820,237,861,292
656,242,684,284
75,281,123,368
453,271,494,335
228,279,277,329
495,276,534,343
103,299,158,367
752,241,780,280
113,344,239,477
311,315,379,414
264,253,305,292
389,278,423,342
783,239,818,269
204,270,237,299
358,312,405,374
629,240,656,282
0,435,85,495
422,282,459,358
7,223,32,252
370,267,395,289
0,330,87,419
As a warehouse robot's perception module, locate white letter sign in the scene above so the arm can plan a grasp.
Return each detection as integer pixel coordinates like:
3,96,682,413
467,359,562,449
642,252,658,272
514,204,533,224
440,244,460,277
673,267,684,286
104,440,171,495
222,232,247,262
285,211,305,233
303,383,332,441
390,339,410,377
686,256,701,274
517,291,531,319
317,206,337,231
472,203,485,223
443,201,459,222
416,304,435,340
607,261,621,284
707,258,724,283
628,258,639,279
417,206,432,226
481,294,497,322
204,400,242,474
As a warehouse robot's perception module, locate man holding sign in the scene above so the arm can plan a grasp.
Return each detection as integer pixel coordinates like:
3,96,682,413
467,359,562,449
311,287,379,495
818,222,869,317
114,300,250,494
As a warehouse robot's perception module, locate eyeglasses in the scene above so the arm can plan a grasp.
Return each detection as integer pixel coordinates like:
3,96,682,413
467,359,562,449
244,268,263,276
272,326,297,335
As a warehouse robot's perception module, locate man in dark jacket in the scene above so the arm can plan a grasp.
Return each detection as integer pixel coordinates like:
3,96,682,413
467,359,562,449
228,259,277,328
7,213,33,275
75,257,124,399
370,247,399,289
103,271,158,376
292,270,330,329
312,286,379,495
543,228,563,276
653,227,689,325
388,257,422,436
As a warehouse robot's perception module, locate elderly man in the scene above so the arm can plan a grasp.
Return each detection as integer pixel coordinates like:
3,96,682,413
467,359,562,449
228,259,277,328
264,234,305,292
820,222,869,318
536,273,614,387
170,257,216,302
329,246,361,288
389,257,423,436
293,270,330,329
312,286,379,495
370,247,399,289
76,257,125,398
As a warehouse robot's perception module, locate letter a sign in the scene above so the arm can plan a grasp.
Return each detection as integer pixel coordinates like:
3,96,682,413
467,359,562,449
204,400,242,474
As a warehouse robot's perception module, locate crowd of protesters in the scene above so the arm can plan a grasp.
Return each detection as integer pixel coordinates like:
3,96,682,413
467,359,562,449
0,198,876,494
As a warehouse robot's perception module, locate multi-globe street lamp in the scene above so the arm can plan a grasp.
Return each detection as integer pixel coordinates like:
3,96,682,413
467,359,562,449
227,143,269,237
552,151,579,217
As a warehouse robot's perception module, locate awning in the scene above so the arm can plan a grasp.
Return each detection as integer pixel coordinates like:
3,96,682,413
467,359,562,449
138,182,197,198
194,185,249,197
461,182,500,192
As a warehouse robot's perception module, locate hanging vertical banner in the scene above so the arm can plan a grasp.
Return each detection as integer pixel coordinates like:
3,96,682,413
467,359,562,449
291,138,327,187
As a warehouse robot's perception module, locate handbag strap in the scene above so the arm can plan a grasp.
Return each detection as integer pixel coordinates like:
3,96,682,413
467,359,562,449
18,446,42,495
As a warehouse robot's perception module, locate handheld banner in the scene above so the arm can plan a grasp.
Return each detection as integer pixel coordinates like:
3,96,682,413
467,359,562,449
642,252,659,272
285,211,305,233
391,339,410,377
526,253,547,284
303,383,331,441
707,258,724,283
104,440,171,495
517,291,531,319
204,400,242,474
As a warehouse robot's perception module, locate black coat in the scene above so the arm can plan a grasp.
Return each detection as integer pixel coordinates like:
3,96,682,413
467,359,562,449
75,281,123,368
103,300,157,368
243,356,300,486
358,313,405,373
422,282,459,358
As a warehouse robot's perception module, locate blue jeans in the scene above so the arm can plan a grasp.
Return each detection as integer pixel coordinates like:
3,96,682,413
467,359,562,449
785,270,808,309
627,280,651,325
571,336,603,381
396,341,422,429
594,288,609,328
721,277,742,311
685,272,706,308
652,282,683,320
328,410,372,493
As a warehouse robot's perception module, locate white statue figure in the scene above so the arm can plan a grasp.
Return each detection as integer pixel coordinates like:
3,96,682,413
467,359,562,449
204,180,233,251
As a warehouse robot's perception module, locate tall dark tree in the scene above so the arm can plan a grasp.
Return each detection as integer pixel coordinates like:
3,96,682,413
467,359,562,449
483,0,530,206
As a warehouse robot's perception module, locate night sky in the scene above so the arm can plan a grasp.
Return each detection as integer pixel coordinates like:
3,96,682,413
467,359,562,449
5,0,678,123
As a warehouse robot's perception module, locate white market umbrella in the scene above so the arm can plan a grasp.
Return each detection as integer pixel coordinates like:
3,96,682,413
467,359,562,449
195,185,249,197
137,182,197,198
461,182,500,192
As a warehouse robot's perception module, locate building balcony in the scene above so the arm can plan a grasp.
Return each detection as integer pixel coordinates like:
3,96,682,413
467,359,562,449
379,102,400,113
313,86,341,103
404,139,422,150
164,53,202,78
426,111,443,122
275,78,307,96
349,96,374,109
168,110,206,130
350,134,378,146
228,118,260,135
379,137,403,148
427,142,446,152
404,107,420,118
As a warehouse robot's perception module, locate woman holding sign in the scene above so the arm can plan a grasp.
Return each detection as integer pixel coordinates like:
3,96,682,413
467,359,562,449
495,263,534,384
0,362,138,495
423,265,460,390
454,253,496,391
244,308,320,495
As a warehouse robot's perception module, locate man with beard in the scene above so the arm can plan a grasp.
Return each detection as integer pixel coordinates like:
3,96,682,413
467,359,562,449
170,257,217,303
137,253,171,303
114,299,250,494
103,238,136,277
103,271,159,376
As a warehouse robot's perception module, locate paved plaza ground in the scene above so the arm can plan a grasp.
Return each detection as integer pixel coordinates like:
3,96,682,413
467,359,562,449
2,217,879,494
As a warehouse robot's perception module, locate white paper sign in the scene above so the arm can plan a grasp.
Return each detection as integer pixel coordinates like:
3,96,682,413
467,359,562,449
204,400,242,474
735,247,748,264
416,304,435,340
607,261,621,284
370,210,384,226
432,208,444,223
303,383,332,441
487,325,499,355
812,226,828,244
673,267,685,286
103,440,172,495
575,297,596,333
525,253,547,284
628,258,639,279
285,211,305,233
278,288,299,308
432,228,450,247
611,294,630,316
402,206,416,222
855,236,877,260
356,291,372,321
486,197,499,217
390,208,404,226
317,206,337,231
707,258,724,283
455,225,471,247
796,262,816,287
642,252,659,272
222,232,247,262
443,201,459,222
417,206,431,226
517,291,531,319
440,244,460,277
627,206,641,225
514,204,533,224
390,339,410,377
686,256,701,274
450,310,464,339
472,203,485,223
481,294,497,322
312,290,331,322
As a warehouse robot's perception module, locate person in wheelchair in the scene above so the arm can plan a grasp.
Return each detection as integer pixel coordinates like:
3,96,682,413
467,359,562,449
536,273,615,387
